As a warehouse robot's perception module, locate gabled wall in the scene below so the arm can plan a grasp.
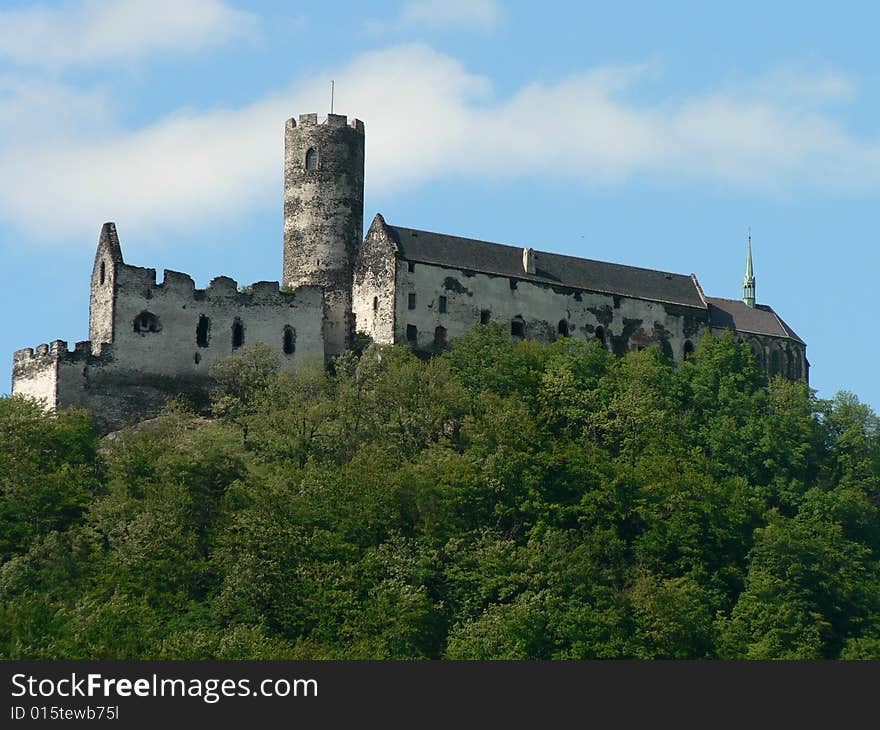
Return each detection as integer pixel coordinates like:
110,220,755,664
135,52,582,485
352,214,398,344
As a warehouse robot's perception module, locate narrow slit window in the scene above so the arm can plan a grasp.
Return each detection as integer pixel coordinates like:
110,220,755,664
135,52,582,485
232,319,245,349
99,261,106,285
373,296,379,311
196,315,210,348
439,295,447,313
283,325,296,355
408,292,416,310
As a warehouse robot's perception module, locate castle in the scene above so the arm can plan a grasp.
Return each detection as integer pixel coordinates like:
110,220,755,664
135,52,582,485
12,112,808,432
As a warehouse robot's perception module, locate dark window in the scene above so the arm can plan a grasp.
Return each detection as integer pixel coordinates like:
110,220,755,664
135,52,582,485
133,311,160,333
595,326,605,346
283,325,296,355
232,319,244,349
509,279,518,290
557,319,569,337
770,349,782,375
99,261,106,285
683,340,694,360
434,326,447,348
480,309,491,324
305,147,318,170
194,352,201,364
408,292,416,310
511,318,525,338
407,261,416,273
439,295,447,313
373,296,379,311
196,315,210,347
406,324,418,343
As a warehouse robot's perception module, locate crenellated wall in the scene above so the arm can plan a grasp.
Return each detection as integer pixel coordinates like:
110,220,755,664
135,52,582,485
107,262,324,377
13,254,326,432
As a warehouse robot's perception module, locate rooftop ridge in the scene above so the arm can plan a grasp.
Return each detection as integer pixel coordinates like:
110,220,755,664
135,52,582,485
391,224,696,280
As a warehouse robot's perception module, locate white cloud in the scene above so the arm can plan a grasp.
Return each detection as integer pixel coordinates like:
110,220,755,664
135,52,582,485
368,0,501,33
1,44,878,245
0,0,257,69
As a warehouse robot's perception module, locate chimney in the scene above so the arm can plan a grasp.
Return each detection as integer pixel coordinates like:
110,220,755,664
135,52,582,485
522,247,535,275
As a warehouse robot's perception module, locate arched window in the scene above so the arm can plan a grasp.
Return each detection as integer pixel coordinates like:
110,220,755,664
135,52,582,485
99,261,106,285
283,325,296,355
683,340,694,360
511,318,525,338
133,311,160,333
305,147,318,170
770,349,782,376
557,319,569,337
434,326,447,348
595,326,605,347
232,319,245,349
196,315,210,348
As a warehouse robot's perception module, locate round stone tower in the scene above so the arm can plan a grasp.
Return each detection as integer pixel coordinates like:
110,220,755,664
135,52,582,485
283,112,365,356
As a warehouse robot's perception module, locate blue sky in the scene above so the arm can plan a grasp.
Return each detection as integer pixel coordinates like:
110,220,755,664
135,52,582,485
1,0,879,411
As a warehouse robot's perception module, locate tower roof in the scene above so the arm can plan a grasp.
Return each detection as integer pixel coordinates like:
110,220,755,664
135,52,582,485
744,232,755,284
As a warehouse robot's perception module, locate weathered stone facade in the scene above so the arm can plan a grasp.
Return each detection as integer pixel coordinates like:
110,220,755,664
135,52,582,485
352,215,807,381
12,110,808,432
14,220,324,432
283,113,364,356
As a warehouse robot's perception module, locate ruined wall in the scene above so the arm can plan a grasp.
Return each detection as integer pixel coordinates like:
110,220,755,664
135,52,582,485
352,214,397,344
109,264,324,377
89,222,124,345
11,342,61,406
283,113,365,356
13,267,325,433
395,260,711,357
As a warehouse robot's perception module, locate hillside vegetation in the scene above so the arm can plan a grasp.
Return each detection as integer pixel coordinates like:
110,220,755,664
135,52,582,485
2,324,879,659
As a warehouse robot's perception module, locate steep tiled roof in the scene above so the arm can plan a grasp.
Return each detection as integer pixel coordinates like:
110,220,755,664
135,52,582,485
387,224,706,309
707,297,804,344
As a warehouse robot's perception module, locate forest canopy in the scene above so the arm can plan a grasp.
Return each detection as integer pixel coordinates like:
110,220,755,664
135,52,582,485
2,325,879,660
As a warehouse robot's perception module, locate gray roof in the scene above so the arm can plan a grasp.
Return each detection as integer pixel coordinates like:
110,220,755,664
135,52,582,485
387,224,706,309
707,297,804,344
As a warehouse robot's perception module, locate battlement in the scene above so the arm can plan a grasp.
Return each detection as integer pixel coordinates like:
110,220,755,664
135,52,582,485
113,261,321,306
288,113,364,134
13,339,113,365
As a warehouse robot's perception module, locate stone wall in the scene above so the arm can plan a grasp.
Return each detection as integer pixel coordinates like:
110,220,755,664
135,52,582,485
394,260,711,358
107,263,324,376
12,264,325,432
352,214,397,344
283,113,365,355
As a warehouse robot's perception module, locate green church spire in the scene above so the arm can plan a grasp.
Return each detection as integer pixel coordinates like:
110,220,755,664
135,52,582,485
743,229,756,308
